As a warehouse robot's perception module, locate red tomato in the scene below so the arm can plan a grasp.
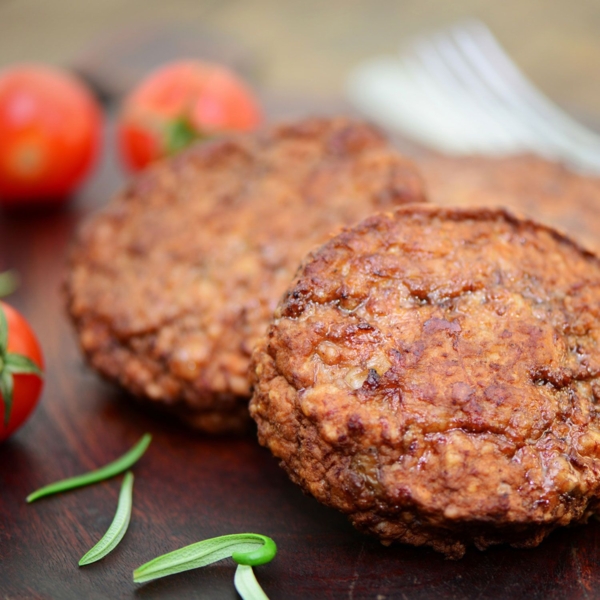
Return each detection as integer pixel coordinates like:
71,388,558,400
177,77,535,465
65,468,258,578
0,302,44,441
0,64,102,207
118,61,262,171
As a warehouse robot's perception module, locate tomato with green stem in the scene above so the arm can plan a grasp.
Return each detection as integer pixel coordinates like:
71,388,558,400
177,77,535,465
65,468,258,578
0,302,44,441
117,60,262,171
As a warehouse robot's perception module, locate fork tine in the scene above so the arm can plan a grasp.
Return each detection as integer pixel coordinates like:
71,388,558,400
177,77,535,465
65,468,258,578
460,20,600,148
453,20,600,161
347,20,600,172
419,27,569,162
408,36,537,153
349,51,534,156
347,56,478,153
402,56,508,151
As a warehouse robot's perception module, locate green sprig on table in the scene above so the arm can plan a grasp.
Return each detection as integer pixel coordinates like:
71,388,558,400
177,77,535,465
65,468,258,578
79,471,135,566
27,435,152,566
26,433,151,502
27,433,276,598
134,533,277,599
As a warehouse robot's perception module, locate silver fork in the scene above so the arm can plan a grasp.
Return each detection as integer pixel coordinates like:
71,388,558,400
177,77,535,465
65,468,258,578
347,19,600,173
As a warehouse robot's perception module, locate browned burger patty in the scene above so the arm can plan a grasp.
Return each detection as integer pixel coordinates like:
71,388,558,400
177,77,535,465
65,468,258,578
250,204,600,558
420,153,600,253
65,117,425,433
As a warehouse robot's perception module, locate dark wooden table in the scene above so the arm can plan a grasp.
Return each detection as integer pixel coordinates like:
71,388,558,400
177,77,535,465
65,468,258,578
2,113,600,600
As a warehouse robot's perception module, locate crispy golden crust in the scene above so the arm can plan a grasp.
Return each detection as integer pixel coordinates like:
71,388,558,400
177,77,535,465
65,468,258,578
420,154,600,253
250,205,600,557
65,117,425,433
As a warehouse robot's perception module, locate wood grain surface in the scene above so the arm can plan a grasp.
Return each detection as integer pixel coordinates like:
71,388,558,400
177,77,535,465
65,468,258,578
2,118,600,600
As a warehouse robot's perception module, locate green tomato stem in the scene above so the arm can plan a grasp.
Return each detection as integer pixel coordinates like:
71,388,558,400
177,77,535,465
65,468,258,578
0,302,43,426
165,117,204,156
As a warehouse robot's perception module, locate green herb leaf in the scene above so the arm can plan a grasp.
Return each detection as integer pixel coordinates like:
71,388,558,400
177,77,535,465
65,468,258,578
0,369,14,426
79,471,134,566
234,564,270,600
26,433,152,503
0,270,19,298
133,533,277,584
0,303,8,355
5,353,43,377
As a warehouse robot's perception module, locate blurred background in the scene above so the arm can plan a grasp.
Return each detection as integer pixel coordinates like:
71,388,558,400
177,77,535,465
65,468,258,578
0,0,599,121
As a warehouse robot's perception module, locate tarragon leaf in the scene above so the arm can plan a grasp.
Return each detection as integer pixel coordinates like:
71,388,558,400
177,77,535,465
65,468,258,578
26,434,151,503
234,564,270,600
79,471,134,566
133,533,277,583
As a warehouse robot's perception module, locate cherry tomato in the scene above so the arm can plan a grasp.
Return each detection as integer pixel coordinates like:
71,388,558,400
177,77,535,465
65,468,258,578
118,60,262,171
0,302,44,441
0,64,102,207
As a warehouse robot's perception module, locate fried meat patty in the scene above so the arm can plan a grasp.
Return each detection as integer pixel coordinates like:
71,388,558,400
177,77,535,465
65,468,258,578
420,154,600,253
250,205,600,558
65,118,425,433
